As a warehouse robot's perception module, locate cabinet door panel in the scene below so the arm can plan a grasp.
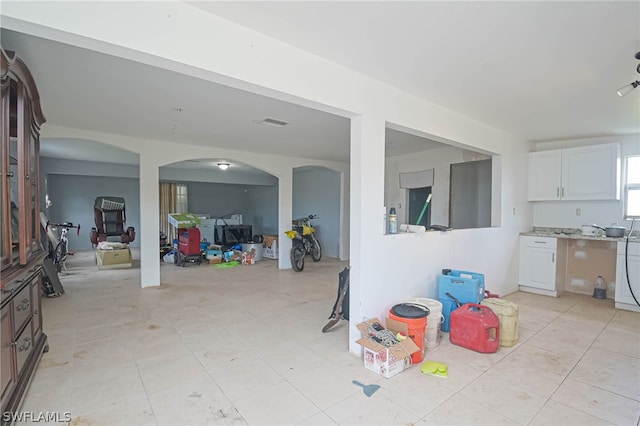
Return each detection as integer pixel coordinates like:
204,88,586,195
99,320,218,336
14,323,32,374
12,284,31,334
561,143,620,200
1,305,14,402
616,254,640,305
519,245,556,290
528,150,562,201
30,278,42,340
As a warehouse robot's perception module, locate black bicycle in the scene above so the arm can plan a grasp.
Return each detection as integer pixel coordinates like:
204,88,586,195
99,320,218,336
46,221,80,273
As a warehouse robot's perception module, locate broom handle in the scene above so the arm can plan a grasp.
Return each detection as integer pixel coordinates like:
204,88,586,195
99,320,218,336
416,194,433,226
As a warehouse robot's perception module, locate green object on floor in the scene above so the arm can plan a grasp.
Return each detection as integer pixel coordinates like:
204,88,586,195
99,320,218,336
214,261,241,268
420,360,448,378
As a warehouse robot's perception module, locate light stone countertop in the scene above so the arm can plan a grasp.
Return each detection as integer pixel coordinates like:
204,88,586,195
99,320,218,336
519,227,639,243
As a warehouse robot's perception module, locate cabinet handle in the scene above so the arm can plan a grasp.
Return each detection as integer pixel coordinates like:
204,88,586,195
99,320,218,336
552,253,555,263
2,288,15,295
6,171,14,177
534,241,548,244
557,187,559,197
562,187,565,197
25,174,29,180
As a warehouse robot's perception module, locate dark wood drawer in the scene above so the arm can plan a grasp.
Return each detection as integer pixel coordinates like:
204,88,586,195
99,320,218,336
30,280,42,341
12,285,31,335
1,304,14,403
14,323,33,375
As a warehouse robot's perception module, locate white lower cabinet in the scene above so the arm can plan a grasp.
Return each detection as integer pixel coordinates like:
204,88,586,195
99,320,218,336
518,236,561,296
615,241,640,312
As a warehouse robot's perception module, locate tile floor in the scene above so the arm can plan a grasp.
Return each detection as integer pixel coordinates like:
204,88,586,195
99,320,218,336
16,249,640,425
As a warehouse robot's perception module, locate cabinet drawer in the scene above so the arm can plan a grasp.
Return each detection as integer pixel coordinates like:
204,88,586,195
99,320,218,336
30,280,42,341
520,236,557,249
618,241,640,257
14,324,33,375
12,286,31,335
1,304,14,402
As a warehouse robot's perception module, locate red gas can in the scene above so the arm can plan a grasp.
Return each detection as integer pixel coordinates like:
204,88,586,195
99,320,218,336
449,303,500,353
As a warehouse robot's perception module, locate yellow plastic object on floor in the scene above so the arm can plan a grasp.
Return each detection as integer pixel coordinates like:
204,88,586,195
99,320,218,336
420,360,448,379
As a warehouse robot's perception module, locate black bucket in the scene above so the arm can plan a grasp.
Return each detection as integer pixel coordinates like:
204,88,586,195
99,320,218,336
390,302,430,318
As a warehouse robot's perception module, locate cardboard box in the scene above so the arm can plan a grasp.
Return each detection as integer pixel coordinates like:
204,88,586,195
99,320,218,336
208,258,222,264
356,317,419,378
263,235,278,249
96,248,132,270
206,249,222,261
168,213,202,229
263,237,278,259
223,250,242,262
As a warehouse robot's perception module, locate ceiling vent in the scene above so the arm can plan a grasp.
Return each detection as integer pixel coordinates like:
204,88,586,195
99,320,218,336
259,118,288,127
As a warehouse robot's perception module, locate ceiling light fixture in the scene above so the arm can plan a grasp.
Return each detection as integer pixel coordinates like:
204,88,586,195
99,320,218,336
617,51,640,97
217,163,230,170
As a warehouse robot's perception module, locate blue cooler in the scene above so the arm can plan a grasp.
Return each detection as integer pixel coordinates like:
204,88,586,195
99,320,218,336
438,270,485,332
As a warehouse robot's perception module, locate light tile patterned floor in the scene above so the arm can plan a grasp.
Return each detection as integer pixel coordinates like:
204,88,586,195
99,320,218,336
15,249,640,425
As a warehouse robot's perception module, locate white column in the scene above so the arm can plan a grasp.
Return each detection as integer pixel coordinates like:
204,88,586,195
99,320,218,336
349,112,386,354
278,168,293,269
339,170,350,261
139,157,160,287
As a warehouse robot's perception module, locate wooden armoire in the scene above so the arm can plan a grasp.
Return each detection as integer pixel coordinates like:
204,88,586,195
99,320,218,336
0,45,48,423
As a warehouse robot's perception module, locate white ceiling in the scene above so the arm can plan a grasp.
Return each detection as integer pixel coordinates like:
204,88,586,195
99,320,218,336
195,1,640,141
2,1,639,172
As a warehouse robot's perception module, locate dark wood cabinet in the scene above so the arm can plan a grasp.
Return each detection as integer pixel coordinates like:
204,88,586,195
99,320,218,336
0,45,48,424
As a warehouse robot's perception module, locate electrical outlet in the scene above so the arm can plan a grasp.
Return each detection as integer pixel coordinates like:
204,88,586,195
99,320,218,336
576,208,581,216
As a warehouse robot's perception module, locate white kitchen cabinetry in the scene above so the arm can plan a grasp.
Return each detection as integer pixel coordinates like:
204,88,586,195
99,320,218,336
518,236,563,296
615,241,640,312
528,143,620,201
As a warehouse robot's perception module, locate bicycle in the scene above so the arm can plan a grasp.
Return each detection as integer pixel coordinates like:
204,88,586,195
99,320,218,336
46,221,80,273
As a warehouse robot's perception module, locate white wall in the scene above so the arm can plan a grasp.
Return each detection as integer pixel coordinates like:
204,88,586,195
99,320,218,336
46,173,140,250
532,134,640,229
385,145,465,226
244,185,279,237
293,167,341,258
4,2,532,355
40,157,282,247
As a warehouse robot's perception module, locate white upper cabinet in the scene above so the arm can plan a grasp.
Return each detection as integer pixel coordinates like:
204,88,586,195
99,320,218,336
528,143,620,201
528,150,563,200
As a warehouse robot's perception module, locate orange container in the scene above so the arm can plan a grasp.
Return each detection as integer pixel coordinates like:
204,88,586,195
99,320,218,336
388,303,429,364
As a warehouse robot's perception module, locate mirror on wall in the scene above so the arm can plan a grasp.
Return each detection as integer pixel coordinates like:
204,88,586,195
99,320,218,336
384,126,494,230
